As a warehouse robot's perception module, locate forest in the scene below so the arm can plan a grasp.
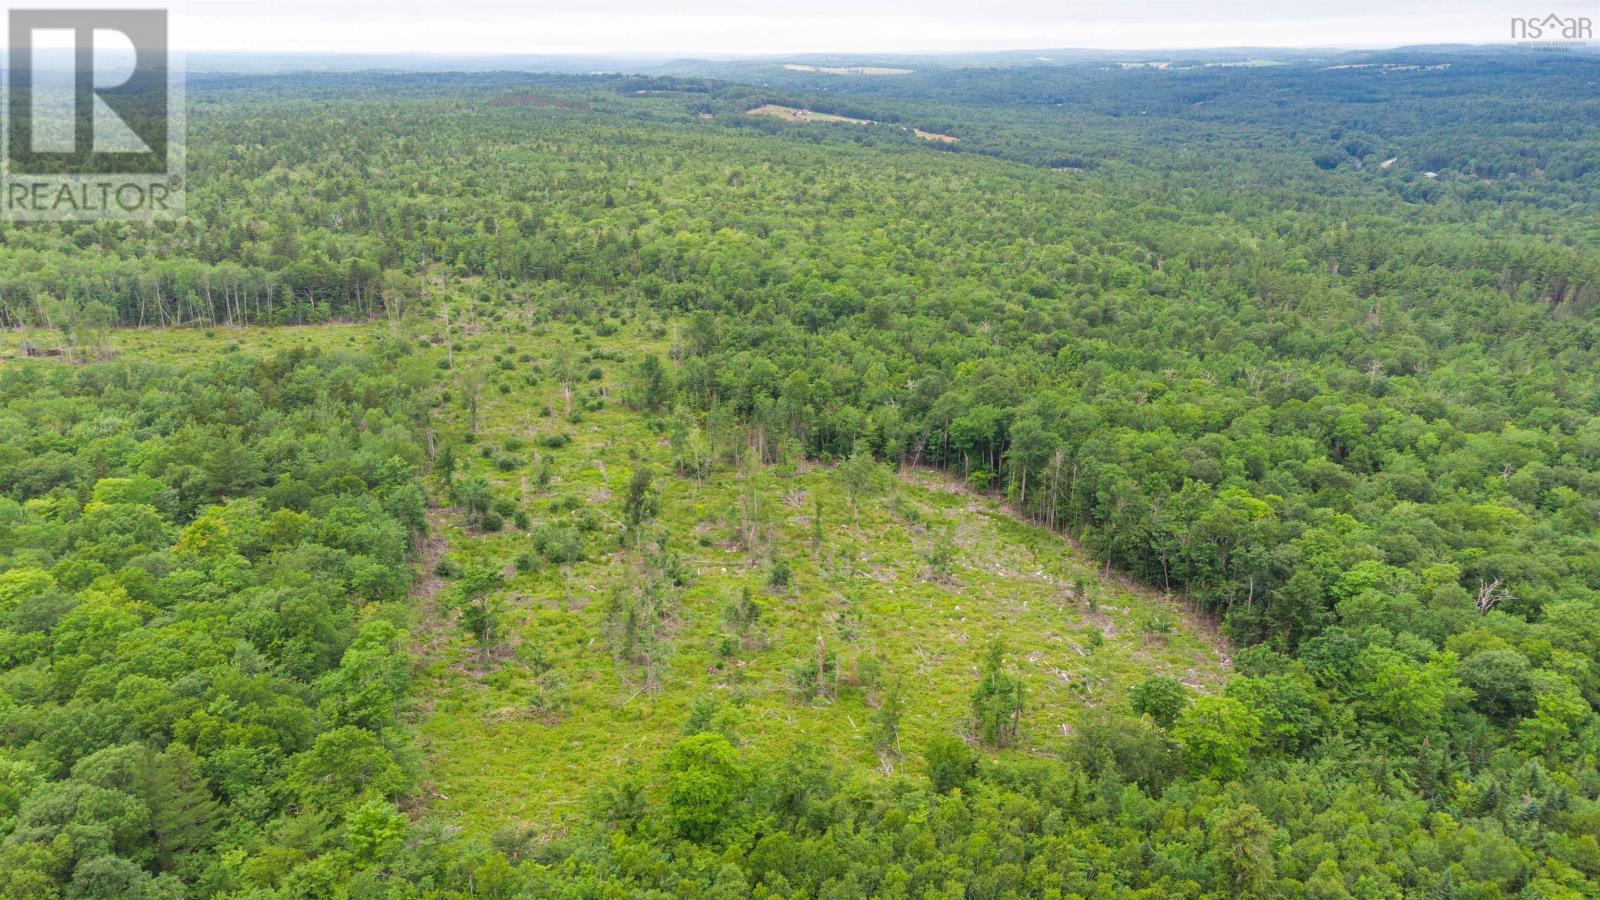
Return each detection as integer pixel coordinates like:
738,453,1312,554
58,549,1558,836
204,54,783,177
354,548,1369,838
0,47,1598,898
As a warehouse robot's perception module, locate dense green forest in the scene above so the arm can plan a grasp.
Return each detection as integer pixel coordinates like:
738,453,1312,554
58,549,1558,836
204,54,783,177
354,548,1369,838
1,49,1599,897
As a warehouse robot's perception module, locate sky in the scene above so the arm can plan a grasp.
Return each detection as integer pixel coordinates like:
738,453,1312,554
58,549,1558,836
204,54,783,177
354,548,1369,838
44,0,1575,55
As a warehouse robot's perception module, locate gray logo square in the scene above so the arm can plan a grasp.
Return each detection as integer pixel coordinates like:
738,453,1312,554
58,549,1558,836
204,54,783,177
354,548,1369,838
4,8,184,220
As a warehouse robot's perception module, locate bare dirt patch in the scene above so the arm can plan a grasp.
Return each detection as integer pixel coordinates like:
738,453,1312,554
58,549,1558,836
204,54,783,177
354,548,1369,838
409,505,459,663
746,104,875,125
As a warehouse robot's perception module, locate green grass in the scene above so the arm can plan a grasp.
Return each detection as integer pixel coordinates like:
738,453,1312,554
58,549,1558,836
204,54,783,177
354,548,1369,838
414,321,1229,836
0,322,383,362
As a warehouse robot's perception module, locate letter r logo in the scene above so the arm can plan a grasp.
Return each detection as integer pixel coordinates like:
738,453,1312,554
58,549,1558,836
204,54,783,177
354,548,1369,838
7,9,169,174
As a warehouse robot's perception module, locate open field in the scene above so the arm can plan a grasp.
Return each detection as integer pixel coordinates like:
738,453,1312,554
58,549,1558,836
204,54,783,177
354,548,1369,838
783,64,914,76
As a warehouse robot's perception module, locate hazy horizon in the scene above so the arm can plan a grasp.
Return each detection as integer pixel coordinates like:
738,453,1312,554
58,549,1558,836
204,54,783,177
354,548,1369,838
179,42,1531,59
57,0,1576,56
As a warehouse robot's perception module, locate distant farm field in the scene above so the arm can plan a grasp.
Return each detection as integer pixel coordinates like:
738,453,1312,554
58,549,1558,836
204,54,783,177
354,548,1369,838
783,64,914,76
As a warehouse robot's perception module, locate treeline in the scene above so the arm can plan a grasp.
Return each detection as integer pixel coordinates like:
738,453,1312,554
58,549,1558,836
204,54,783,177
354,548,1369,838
0,250,416,330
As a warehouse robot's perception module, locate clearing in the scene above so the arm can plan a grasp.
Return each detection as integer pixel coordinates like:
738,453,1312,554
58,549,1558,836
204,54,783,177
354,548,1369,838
746,104,876,125
745,105,958,143
412,323,1228,835
783,64,913,76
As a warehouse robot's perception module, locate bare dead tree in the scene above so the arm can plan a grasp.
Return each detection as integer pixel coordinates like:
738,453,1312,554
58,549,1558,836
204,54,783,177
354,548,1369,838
1476,577,1514,615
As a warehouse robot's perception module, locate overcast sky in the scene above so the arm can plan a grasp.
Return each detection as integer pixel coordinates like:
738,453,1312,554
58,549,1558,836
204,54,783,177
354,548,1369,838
159,0,1548,54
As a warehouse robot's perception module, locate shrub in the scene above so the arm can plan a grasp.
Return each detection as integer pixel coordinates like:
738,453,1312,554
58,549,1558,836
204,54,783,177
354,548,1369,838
767,558,792,590
1130,676,1188,729
924,735,977,794
663,733,742,841
532,525,584,564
